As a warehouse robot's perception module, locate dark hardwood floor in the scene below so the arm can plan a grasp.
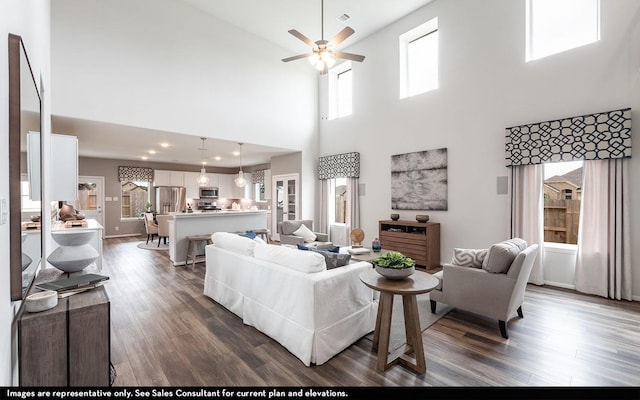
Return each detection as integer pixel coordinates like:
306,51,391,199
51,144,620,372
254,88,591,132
103,236,640,387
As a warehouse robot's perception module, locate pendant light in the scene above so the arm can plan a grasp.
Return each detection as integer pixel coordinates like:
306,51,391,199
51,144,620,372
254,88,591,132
234,143,246,188
196,137,210,187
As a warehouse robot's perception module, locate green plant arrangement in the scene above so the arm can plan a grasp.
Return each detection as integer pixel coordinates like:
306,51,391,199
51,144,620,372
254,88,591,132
372,251,416,269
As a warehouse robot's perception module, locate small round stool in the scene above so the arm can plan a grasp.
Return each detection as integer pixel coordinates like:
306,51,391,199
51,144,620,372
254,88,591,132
186,234,213,271
253,229,270,243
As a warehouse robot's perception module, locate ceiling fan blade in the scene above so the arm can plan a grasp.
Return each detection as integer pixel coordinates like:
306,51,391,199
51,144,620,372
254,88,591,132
282,53,313,63
334,51,365,62
328,27,354,47
288,29,316,48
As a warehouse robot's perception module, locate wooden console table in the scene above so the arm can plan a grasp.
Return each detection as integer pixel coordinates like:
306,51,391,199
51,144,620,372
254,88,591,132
360,269,439,375
379,220,440,269
18,268,111,386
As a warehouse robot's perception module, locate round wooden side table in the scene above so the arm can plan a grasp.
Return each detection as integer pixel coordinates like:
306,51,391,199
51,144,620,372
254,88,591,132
360,269,439,375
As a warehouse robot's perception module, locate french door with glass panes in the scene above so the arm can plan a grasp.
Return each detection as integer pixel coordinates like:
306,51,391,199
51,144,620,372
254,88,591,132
271,173,299,242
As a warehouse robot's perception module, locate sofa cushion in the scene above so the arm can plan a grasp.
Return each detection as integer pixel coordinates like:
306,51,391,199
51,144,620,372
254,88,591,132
482,240,522,273
292,224,317,243
315,251,351,269
254,244,326,273
212,232,257,256
451,248,488,269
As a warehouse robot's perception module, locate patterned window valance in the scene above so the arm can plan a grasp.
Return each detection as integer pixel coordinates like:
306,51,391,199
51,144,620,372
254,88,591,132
505,108,632,167
252,169,265,184
318,152,360,179
118,166,153,182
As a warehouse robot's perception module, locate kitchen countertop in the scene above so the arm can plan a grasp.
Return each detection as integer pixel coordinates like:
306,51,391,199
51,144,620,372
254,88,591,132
173,210,267,218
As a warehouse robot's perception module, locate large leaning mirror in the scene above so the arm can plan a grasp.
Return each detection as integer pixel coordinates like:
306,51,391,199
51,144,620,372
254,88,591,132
9,33,42,301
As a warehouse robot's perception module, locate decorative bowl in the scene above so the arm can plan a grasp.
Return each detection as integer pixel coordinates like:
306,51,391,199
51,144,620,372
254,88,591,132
416,214,429,223
390,214,400,221
374,265,415,280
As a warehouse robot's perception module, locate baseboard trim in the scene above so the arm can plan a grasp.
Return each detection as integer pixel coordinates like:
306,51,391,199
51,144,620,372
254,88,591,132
104,233,142,239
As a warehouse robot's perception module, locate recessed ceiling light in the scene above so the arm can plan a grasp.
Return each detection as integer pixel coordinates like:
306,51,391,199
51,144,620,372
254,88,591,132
141,156,148,160
214,156,222,161
160,143,169,148
148,150,156,154
232,151,240,156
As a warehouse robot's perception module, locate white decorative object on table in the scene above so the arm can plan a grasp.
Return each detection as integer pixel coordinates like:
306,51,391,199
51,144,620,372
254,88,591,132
48,231,99,272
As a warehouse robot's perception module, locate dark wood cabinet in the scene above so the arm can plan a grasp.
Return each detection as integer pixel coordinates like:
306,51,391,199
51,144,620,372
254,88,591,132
18,269,111,386
379,220,441,270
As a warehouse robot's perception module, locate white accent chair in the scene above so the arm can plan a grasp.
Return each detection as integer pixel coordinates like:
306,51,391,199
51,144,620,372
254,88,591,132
430,240,539,339
143,212,158,244
156,214,172,247
277,220,329,246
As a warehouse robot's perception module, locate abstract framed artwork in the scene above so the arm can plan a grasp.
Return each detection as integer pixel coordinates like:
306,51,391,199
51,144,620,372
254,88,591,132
391,148,448,211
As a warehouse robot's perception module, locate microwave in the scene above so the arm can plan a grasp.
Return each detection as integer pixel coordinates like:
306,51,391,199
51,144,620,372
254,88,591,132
199,187,219,198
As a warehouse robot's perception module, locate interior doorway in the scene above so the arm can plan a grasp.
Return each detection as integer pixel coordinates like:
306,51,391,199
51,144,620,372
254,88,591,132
76,175,105,238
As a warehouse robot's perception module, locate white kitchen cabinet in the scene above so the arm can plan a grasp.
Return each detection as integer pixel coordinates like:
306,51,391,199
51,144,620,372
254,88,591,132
154,170,171,186
232,172,251,199
51,133,78,202
183,172,200,200
169,171,184,186
217,174,233,198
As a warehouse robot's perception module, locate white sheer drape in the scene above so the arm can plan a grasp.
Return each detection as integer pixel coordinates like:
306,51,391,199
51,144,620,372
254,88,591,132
510,164,545,285
317,179,329,235
575,159,632,300
345,178,360,236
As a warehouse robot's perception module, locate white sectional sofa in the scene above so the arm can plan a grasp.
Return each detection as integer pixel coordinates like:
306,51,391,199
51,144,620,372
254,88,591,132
204,232,378,366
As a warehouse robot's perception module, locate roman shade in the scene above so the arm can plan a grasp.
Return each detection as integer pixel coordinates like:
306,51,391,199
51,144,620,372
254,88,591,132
505,108,631,167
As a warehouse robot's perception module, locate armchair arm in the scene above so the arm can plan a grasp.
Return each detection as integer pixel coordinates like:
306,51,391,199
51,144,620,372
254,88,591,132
315,232,329,242
440,263,517,321
279,235,305,245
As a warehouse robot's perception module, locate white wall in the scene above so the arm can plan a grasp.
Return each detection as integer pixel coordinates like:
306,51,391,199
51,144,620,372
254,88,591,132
51,0,320,219
1,0,51,386
319,0,640,298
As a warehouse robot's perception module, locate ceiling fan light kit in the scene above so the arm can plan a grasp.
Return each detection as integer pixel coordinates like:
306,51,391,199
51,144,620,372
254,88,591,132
282,0,365,74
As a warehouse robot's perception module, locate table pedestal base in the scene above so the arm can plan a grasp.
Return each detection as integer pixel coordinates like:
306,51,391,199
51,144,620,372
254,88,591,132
372,292,426,374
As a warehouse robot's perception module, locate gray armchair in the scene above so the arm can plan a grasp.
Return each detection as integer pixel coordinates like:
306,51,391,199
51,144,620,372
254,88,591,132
277,220,329,246
430,240,539,339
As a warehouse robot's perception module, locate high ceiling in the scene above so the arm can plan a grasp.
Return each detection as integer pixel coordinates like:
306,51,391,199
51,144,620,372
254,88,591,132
54,0,434,168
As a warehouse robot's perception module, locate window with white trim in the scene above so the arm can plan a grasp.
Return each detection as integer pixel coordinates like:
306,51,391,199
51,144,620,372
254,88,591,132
328,61,352,120
121,181,150,219
526,0,600,62
400,17,438,99
329,177,348,224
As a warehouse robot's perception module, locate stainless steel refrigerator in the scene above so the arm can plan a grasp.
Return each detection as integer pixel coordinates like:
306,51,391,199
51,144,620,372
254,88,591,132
154,186,186,214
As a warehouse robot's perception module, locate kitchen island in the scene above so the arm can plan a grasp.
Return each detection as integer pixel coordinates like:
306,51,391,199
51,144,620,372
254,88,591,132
168,210,268,267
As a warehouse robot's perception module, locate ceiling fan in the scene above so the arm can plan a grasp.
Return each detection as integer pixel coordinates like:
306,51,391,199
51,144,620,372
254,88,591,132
282,0,365,74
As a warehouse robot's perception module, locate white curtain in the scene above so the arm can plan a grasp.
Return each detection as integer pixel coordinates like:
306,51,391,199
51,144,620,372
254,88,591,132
317,179,329,235
510,164,545,285
345,178,360,236
575,159,632,300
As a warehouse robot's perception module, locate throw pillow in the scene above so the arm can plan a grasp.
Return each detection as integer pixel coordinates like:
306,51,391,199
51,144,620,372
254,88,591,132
240,230,257,239
212,232,257,256
254,243,326,273
451,248,488,269
297,243,310,251
314,250,351,269
292,224,317,243
482,240,520,273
